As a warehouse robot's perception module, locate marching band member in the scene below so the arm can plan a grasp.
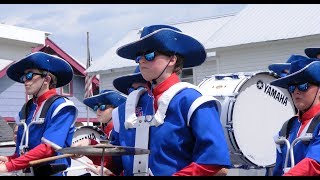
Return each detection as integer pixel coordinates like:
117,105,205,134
89,24,231,176
0,52,77,176
85,66,150,176
271,57,320,176
71,90,126,168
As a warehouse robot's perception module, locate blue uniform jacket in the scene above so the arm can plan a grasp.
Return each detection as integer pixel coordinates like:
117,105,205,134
111,87,231,176
15,97,77,176
273,117,320,176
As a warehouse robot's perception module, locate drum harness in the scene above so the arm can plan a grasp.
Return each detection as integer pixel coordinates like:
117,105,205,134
124,82,219,176
124,87,151,176
274,114,320,173
18,95,67,176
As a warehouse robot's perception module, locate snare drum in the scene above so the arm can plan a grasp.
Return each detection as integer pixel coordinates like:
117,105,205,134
65,156,98,176
198,71,296,168
68,126,105,176
72,126,105,145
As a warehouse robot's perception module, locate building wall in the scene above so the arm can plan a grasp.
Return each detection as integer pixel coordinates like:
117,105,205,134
0,77,26,118
0,43,34,60
194,57,218,85
100,68,135,91
210,35,320,76
69,75,96,119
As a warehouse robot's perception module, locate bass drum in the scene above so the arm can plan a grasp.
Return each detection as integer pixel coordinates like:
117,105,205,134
72,126,105,145
198,71,296,168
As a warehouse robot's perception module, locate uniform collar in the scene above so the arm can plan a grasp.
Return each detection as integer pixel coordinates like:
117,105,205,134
153,73,180,97
299,103,320,122
33,89,58,106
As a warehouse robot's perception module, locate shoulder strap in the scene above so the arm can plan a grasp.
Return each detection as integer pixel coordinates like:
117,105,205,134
279,116,296,138
306,114,320,134
21,98,34,120
39,95,67,119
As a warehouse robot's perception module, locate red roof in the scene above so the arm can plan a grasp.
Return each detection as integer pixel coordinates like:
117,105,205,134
32,38,99,90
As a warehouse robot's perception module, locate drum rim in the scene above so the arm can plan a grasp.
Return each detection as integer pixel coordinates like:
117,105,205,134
75,125,105,136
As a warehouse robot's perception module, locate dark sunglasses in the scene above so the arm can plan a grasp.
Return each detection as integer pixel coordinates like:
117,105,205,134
135,51,156,63
93,104,113,111
288,82,311,93
135,51,173,63
20,72,45,82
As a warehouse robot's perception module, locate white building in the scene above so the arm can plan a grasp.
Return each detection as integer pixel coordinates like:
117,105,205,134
0,23,49,125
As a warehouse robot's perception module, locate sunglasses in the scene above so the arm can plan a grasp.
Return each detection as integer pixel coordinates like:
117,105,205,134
93,104,113,111
20,72,45,83
288,82,311,93
135,51,156,63
135,51,173,63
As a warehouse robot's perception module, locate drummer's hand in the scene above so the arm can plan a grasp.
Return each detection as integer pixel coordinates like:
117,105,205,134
0,164,8,173
71,139,91,147
0,156,8,163
71,154,83,159
85,164,114,176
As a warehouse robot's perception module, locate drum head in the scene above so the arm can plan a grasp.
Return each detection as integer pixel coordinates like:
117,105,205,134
72,126,105,144
198,72,296,168
232,72,295,167
66,156,98,176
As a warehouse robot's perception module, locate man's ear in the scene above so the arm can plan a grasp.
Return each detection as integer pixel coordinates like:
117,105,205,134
44,75,51,83
169,55,177,64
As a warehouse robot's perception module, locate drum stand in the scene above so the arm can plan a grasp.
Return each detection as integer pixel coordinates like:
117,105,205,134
274,134,313,173
99,146,106,176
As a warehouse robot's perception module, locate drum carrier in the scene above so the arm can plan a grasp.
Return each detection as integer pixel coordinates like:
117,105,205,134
19,95,68,176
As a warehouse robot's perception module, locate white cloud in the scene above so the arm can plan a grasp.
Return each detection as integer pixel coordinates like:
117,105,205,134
0,4,246,64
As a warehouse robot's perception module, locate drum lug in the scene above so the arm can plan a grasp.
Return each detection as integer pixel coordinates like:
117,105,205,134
229,97,236,102
233,151,243,156
225,126,233,132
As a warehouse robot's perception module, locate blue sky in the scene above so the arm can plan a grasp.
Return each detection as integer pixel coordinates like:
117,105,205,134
0,4,247,66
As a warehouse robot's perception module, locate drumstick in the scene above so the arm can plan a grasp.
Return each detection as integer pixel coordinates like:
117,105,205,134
29,154,75,166
40,137,99,173
29,154,99,174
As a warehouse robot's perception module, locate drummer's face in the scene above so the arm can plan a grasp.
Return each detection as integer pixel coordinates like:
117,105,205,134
96,105,114,123
291,83,320,113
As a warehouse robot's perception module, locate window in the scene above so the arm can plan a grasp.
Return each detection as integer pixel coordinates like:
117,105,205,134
60,81,73,96
180,68,194,84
